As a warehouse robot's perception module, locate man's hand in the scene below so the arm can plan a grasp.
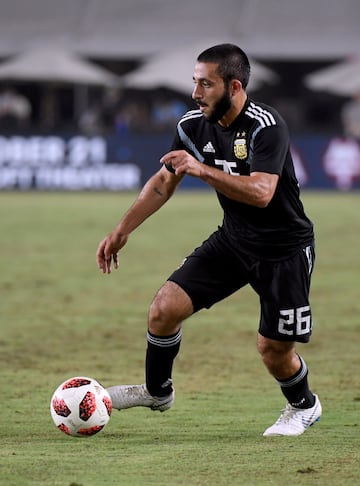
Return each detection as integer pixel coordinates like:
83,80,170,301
96,232,128,274
160,150,202,178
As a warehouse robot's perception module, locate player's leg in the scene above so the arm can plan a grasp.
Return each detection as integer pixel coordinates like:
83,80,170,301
258,334,321,436
144,231,247,407
108,228,248,412
107,280,193,412
253,244,322,436
257,334,319,405
145,280,194,399
257,335,312,401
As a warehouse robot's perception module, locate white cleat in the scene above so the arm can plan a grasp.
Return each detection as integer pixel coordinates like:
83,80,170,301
107,384,174,412
263,394,322,437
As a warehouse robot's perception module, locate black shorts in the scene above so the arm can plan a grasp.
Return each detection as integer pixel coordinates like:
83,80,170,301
168,229,315,343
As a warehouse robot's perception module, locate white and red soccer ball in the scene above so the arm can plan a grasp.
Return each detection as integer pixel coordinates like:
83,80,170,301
50,376,112,437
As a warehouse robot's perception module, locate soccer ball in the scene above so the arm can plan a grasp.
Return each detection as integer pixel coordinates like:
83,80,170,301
50,376,112,437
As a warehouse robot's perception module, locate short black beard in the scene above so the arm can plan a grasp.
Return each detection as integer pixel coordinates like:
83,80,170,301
205,88,232,124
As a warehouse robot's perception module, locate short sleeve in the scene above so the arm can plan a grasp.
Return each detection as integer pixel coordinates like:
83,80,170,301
250,124,289,175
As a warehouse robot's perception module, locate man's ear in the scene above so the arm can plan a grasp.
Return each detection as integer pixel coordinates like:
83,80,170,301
231,79,243,96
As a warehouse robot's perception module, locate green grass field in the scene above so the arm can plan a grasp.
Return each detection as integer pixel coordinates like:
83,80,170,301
0,191,359,486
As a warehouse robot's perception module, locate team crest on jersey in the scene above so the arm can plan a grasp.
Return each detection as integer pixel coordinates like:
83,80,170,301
234,132,247,160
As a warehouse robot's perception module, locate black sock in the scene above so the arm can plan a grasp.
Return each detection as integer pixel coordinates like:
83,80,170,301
277,355,315,409
145,329,182,397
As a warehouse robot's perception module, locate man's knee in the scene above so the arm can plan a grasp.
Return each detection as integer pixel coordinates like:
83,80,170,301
257,334,298,378
148,293,172,333
148,281,193,335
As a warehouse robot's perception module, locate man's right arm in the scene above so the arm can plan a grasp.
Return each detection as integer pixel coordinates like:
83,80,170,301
96,165,183,273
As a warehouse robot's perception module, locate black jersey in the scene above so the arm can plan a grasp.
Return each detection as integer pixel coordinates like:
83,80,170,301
169,97,314,260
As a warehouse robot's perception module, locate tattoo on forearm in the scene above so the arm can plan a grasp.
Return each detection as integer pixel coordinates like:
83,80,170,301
153,187,163,196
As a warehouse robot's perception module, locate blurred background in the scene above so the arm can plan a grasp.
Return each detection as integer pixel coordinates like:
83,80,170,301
0,0,360,191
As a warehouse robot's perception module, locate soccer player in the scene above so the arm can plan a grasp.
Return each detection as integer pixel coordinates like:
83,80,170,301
96,44,322,436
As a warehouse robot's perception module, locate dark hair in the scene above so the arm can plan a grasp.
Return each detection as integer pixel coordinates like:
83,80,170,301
197,43,251,90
